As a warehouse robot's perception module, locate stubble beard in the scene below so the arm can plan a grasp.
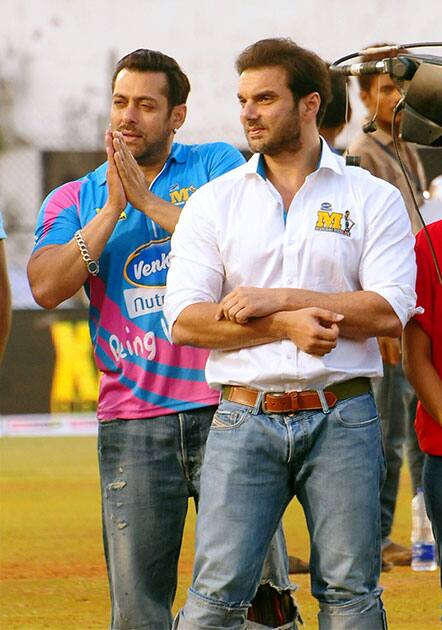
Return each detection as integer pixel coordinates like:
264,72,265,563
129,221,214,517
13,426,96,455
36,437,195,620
133,135,171,166
115,120,173,166
247,130,302,156
245,109,302,156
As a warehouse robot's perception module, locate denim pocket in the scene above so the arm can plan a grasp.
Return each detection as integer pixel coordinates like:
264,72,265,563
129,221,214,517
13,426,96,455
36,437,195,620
335,392,379,428
210,402,250,430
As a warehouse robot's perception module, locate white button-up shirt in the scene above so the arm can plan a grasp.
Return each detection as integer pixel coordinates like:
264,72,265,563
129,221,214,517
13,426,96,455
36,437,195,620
165,141,417,392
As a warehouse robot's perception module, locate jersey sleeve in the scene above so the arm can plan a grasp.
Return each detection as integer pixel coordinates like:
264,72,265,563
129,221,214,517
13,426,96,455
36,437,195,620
33,180,84,251
204,143,245,180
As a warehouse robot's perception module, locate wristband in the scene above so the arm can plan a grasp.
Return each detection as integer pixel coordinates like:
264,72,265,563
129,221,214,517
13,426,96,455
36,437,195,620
74,230,100,276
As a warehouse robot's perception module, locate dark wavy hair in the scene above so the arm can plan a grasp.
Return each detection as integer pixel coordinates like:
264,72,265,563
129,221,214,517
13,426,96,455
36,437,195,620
236,38,332,126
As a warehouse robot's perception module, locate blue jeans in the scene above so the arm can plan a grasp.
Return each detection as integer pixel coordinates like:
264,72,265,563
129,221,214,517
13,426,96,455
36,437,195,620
176,393,387,630
98,408,292,630
422,454,442,586
372,363,424,542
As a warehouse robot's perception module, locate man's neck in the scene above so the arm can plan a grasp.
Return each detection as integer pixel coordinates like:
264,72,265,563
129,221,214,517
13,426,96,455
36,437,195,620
263,134,321,209
137,138,174,185
373,116,401,139
376,120,393,136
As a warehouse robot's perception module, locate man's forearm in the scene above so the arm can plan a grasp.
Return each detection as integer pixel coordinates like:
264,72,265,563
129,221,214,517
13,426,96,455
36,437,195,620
171,303,342,356
277,288,402,338
139,194,181,234
403,319,442,425
217,286,402,339
172,303,279,349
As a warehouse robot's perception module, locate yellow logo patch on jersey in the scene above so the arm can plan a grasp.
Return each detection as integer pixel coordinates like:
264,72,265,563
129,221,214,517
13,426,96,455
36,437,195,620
315,202,355,236
169,185,196,205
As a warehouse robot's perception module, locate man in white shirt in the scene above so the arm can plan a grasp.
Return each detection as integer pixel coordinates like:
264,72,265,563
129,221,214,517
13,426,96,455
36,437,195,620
166,39,416,630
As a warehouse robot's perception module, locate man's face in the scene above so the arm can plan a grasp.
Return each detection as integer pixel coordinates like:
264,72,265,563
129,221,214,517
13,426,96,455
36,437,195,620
361,74,402,129
110,69,182,163
238,66,302,155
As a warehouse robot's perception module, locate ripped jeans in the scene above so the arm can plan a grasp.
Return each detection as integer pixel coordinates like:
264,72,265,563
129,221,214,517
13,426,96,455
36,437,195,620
98,409,292,630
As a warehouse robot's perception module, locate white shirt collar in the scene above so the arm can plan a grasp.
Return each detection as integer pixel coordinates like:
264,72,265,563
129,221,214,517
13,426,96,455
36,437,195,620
242,137,345,179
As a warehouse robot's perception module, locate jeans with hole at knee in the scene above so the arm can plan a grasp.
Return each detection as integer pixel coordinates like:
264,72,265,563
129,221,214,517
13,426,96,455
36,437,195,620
98,407,291,630
177,393,387,630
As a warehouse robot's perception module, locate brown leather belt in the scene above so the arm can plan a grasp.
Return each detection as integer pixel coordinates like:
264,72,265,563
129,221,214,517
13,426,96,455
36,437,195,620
222,377,371,414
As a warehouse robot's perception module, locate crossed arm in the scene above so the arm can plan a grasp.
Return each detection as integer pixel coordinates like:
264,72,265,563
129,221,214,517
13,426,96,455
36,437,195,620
28,131,180,309
172,302,344,356
214,286,402,339
172,286,401,357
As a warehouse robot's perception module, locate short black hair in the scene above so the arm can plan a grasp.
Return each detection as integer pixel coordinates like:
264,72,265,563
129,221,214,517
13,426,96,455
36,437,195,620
236,38,332,126
112,48,191,108
321,70,351,130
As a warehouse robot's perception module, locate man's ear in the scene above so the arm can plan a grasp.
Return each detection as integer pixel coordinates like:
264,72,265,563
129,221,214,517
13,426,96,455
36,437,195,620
301,92,321,121
171,104,187,131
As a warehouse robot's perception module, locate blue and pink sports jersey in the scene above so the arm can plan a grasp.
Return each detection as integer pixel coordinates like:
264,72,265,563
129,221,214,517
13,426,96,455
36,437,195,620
33,142,245,420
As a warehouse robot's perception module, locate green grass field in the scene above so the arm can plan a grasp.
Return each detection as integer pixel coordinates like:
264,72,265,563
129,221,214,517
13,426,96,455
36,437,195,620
0,436,440,629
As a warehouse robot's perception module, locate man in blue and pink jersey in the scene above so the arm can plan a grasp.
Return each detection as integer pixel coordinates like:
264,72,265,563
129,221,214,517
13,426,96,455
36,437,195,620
28,49,296,630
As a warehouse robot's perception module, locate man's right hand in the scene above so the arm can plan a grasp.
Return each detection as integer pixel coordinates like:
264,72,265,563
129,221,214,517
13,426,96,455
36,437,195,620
276,308,343,356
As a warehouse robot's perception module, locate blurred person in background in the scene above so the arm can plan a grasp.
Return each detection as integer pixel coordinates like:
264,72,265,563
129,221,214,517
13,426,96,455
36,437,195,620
348,43,426,569
0,210,12,364
27,48,295,630
319,68,352,151
403,219,442,586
